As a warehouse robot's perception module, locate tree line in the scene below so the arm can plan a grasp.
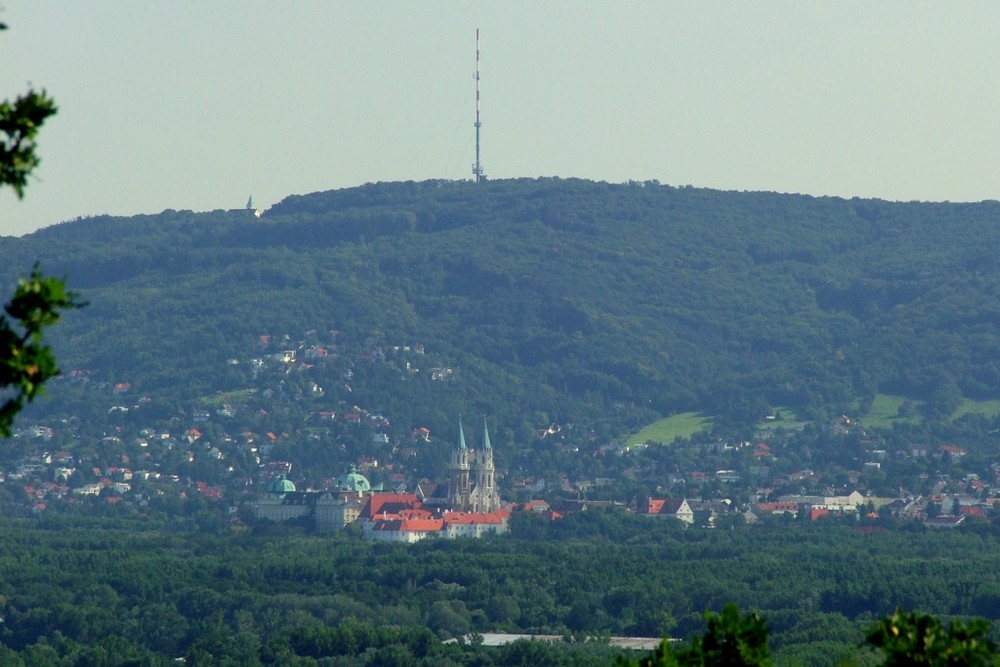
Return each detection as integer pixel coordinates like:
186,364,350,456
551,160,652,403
3,511,1000,663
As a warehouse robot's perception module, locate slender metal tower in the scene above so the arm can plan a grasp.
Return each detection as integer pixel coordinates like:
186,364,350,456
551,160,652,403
472,29,485,183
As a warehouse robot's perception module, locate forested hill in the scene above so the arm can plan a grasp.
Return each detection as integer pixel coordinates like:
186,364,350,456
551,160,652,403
7,178,1000,439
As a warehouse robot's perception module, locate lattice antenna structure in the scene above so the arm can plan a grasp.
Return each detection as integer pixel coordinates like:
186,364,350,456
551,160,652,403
472,29,485,183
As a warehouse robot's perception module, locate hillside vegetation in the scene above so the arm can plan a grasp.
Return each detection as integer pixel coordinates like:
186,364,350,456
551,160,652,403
6,178,1000,442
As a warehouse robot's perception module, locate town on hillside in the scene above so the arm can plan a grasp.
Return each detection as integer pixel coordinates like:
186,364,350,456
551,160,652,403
3,328,997,533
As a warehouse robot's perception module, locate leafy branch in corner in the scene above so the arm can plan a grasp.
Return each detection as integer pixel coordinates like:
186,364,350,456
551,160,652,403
0,16,58,198
0,266,83,437
1,18,81,437
0,88,57,198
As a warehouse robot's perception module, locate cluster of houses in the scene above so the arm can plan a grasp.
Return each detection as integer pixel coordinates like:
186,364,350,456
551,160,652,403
4,448,224,514
640,486,995,528
642,493,878,525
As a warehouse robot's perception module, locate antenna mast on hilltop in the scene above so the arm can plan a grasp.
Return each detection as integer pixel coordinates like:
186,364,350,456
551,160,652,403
472,28,485,183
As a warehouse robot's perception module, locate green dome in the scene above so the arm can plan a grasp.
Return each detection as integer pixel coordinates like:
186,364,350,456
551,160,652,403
336,467,371,493
269,475,296,494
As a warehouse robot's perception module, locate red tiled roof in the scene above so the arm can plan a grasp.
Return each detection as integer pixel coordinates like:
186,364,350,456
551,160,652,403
398,518,444,532
371,517,443,532
522,500,550,512
645,498,687,515
361,493,421,519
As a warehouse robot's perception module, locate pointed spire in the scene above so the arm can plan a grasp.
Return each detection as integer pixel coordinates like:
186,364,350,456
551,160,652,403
482,416,492,449
458,415,467,449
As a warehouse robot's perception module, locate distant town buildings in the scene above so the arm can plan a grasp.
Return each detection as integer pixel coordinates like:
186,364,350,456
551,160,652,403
253,417,508,540
252,466,368,532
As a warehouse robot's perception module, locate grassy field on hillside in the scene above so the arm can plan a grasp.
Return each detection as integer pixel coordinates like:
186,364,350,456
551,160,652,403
199,389,256,406
863,394,922,429
953,397,1000,420
630,395,1000,448
861,394,1000,429
627,412,712,445
755,406,808,433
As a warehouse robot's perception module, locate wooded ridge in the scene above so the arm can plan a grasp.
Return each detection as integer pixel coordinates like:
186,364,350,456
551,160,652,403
7,177,1000,440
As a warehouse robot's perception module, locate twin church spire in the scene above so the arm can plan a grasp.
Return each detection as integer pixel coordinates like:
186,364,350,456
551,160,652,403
448,416,499,513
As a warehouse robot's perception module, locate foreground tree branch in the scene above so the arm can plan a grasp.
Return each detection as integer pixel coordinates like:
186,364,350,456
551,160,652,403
0,266,82,437
1,19,80,437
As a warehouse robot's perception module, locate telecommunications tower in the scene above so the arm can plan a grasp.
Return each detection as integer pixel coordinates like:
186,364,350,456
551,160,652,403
472,29,485,183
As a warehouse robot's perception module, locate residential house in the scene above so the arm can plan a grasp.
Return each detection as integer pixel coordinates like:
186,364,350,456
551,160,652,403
643,498,694,524
938,444,966,461
755,501,799,517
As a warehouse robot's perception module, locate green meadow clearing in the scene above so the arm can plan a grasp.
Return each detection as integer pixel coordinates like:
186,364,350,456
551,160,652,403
755,406,809,433
627,395,1000,447
953,397,1000,420
626,412,713,445
863,394,922,429
862,394,1000,429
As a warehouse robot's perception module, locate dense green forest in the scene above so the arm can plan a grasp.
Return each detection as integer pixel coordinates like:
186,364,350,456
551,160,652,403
5,178,1000,444
4,511,1000,665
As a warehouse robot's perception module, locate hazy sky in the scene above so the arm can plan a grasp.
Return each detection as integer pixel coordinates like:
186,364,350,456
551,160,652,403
4,2,1000,237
